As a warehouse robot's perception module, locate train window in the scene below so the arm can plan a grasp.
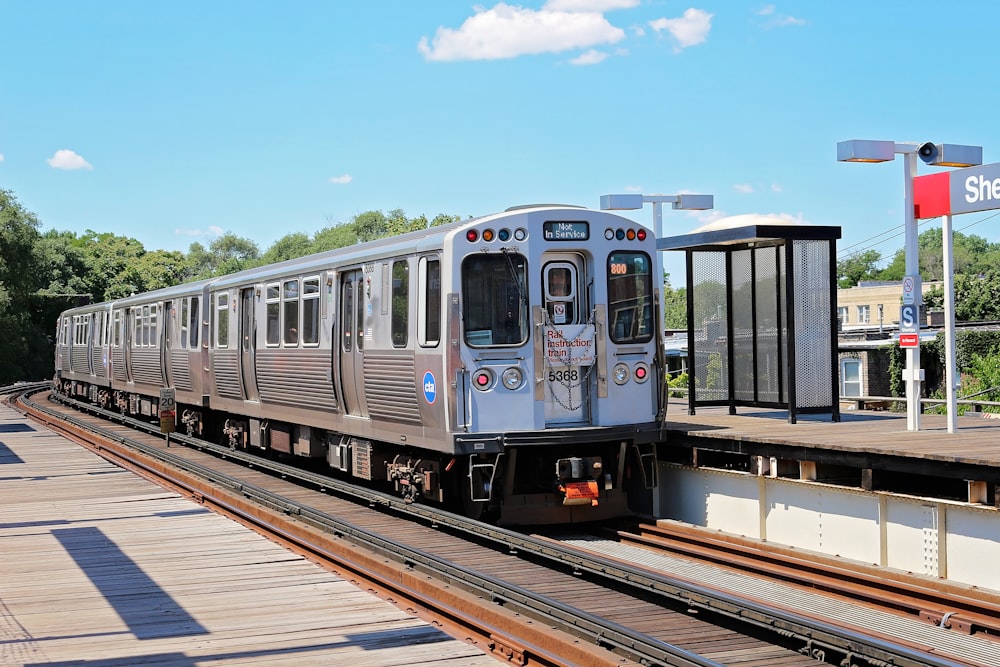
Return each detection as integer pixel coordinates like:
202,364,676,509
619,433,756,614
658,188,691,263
180,300,189,349
149,304,158,347
418,257,440,347
265,283,280,347
142,306,151,347
607,251,653,344
112,311,121,347
356,276,364,351
391,261,409,347
461,253,527,347
343,280,353,352
189,297,200,348
303,277,320,346
216,292,229,348
283,279,299,345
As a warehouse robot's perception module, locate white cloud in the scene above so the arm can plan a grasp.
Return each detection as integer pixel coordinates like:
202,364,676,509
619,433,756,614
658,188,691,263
329,174,353,185
771,183,783,193
175,226,224,239
47,149,93,170
418,2,626,61
570,49,609,65
757,5,804,27
734,183,754,194
695,212,806,231
649,8,713,52
0,154,4,162
543,0,638,10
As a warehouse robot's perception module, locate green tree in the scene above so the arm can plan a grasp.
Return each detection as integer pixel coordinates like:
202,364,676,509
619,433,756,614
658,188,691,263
0,189,52,381
35,229,90,298
311,223,358,252
79,231,146,301
837,249,882,288
261,232,312,264
188,233,260,278
662,274,687,329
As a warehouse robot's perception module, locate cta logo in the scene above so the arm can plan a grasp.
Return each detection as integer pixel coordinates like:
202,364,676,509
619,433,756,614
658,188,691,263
422,371,437,404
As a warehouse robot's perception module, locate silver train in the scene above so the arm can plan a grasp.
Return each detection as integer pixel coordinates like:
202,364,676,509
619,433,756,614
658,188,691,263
54,205,666,524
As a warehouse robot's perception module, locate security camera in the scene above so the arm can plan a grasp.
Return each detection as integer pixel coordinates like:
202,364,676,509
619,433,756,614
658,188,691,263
918,142,938,162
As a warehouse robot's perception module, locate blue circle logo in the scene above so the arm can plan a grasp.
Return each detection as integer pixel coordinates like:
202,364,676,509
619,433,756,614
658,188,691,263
422,371,437,404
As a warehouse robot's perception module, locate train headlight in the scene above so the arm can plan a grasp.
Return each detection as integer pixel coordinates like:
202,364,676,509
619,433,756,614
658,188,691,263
466,229,479,242
626,229,636,241
633,362,650,383
514,228,527,241
604,228,615,240
498,228,511,242
612,363,630,385
472,368,494,391
615,228,625,240
637,228,647,241
501,367,523,390
482,229,495,242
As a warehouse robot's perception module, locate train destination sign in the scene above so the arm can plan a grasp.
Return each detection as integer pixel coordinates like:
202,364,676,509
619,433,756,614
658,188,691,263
543,221,589,241
914,161,1000,218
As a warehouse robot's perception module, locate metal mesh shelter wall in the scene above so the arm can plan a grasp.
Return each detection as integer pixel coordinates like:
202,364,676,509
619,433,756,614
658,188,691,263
691,251,727,403
792,239,833,408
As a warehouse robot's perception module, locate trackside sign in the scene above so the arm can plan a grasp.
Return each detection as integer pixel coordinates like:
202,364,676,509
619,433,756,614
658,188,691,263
914,162,1000,219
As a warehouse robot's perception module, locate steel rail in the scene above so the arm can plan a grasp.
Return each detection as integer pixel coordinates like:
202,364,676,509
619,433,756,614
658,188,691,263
38,388,972,667
27,390,716,667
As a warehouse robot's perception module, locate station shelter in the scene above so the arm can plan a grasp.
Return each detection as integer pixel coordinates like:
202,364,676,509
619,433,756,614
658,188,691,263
660,217,842,423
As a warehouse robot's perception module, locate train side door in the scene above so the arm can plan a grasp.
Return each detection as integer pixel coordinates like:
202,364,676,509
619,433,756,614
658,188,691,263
339,270,368,417
239,287,260,402
541,255,592,425
124,307,134,383
162,300,173,387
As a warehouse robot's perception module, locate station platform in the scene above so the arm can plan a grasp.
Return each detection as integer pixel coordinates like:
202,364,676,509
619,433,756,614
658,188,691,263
665,398,1000,488
0,404,495,666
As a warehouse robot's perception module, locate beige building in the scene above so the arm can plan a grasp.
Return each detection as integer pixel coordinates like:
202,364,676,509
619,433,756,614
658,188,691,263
836,280,942,332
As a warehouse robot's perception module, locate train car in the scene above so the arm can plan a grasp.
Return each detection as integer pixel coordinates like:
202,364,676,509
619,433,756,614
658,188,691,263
55,204,667,525
54,301,113,404
107,281,212,423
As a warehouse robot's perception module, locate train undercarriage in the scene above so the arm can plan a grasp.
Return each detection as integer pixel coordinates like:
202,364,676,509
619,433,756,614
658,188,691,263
55,379,658,525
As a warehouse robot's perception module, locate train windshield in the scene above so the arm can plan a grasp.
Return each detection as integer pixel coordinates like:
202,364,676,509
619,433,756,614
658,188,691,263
462,252,528,347
608,251,654,344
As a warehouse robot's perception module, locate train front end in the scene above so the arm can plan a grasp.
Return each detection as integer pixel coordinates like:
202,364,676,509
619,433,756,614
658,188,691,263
446,206,666,524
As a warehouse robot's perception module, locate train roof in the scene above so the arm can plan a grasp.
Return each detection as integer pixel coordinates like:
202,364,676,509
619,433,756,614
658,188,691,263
207,204,595,289
56,204,631,314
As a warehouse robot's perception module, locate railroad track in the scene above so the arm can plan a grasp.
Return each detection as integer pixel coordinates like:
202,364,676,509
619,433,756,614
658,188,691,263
613,521,1000,639
8,385,986,667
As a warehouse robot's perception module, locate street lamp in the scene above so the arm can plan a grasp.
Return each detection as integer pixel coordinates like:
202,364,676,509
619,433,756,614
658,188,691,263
599,193,714,240
837,140,982,432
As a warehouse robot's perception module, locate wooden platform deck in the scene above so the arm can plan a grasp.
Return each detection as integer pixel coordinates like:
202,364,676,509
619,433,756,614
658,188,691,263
666,397,1000,472
0,404,495,667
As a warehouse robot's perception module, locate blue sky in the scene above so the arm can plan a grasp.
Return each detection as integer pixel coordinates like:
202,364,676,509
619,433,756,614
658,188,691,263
3,1,998,282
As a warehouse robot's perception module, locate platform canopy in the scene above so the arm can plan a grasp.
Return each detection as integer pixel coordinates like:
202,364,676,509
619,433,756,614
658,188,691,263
661,216,842,423
658,215,841,252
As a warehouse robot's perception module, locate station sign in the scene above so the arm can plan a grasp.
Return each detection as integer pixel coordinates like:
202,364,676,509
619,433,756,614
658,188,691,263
914,161,1000,219
899,333,920,348
899,304,919,333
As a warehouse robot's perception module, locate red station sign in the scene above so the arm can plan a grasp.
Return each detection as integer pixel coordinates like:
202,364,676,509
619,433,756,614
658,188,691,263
899,333,920,348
